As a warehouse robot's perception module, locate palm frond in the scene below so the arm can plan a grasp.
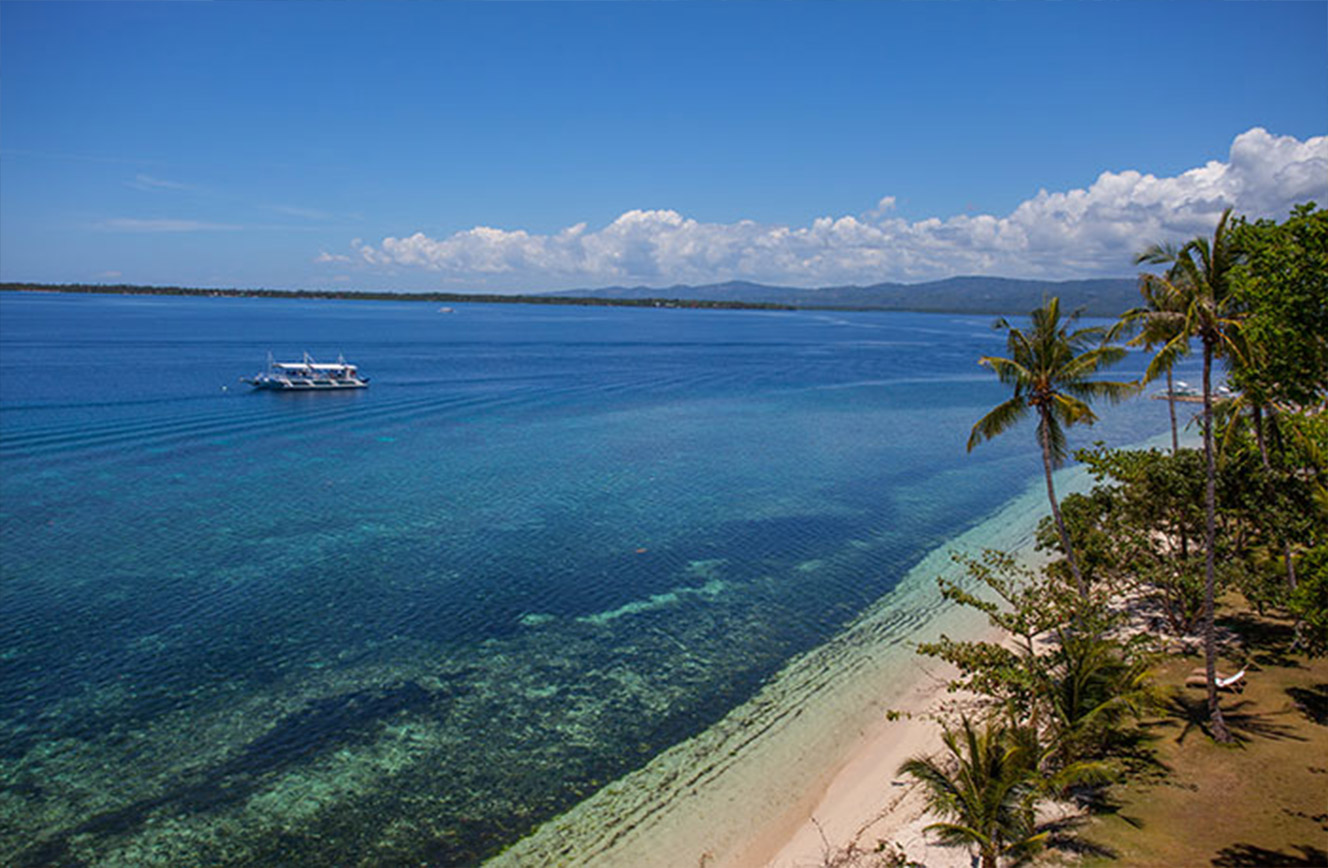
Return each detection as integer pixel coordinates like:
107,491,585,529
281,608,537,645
1143,332,1192,385
979,355,1032,389
1133,241,1181,266
1064,377,1138,405
968,397,1029,452
1049,393,1097,428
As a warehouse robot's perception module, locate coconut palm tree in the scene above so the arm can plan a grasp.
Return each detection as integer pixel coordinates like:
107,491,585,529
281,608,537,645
1117,264,1193,455
968,297,1135,598
899,717,1045,868
1134,206,1245,743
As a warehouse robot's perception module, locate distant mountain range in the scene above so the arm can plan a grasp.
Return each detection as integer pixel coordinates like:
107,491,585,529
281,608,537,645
548,276,1141,316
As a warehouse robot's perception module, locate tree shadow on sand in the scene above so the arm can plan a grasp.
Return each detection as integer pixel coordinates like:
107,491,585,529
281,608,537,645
1039,813,1119,861
1218,612,1306,670
1286,683,1328,726
1210,842,1328,866
1159,690,1306,746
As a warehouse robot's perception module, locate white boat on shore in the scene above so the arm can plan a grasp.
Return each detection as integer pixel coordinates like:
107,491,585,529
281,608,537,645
241,352,369,391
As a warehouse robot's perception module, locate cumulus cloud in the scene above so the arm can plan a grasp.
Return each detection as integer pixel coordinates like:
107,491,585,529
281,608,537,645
348,127,1326,289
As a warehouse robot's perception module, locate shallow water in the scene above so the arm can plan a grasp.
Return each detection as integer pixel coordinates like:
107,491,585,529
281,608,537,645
0,292,1189,865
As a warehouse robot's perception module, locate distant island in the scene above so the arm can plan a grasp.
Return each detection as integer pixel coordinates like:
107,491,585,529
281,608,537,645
549,276,1140,316
0,275,1139,316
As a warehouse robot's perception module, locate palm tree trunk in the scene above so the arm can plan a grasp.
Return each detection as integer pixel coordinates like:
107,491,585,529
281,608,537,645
1167,368,1179,455
1254,404,1269,470
1039,410,1087,599
1201,338,1232,743
1254,405,1299,594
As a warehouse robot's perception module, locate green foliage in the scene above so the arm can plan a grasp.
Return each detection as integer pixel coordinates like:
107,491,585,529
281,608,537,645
1038,447,1208,634
1229,203,1328,408
1135,209,1248,743
918,551,1154,775
967,297,1135,597
1210,412,1327,612
1289,545,1328,657
967,297,1135,467
898,717,1045,868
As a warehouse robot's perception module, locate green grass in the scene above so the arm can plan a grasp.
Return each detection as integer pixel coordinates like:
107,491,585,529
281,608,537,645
1084,600,1328,867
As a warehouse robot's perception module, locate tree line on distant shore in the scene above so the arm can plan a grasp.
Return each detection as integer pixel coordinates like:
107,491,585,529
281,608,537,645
893,203,1326,868
0,282,797,312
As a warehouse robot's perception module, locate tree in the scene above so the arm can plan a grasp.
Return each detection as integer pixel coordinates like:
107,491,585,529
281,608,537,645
1117,265,1193,455
1227,203,1328,593
967,297,1135,598
899,717,1045,868
1038,446,1208,636
1229,203,1328,409
919,550,1153,769
1134,207,1244,742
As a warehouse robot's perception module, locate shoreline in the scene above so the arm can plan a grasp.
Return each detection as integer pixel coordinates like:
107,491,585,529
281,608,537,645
489,447,1121,867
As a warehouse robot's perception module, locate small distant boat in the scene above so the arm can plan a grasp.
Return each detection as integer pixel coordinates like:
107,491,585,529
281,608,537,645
241,352,369,391
438,306,455,314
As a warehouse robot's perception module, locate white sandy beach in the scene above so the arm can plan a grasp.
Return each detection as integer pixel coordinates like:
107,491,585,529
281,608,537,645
488,451,1117,868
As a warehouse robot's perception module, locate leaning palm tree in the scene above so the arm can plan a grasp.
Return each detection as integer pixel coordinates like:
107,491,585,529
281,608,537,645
899,717,1045,868
1134,206,1244,743
968,297,1135,598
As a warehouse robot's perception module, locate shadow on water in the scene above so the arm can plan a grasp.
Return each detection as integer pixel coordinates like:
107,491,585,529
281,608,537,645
15,680,452,868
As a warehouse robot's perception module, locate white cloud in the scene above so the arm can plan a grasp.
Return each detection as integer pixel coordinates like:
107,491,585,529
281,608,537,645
268,204,334,221
350,128,1327,289
97,218,242,232
126,174,197,193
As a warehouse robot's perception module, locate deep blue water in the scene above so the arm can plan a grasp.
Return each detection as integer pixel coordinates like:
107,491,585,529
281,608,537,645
0,292,1189,865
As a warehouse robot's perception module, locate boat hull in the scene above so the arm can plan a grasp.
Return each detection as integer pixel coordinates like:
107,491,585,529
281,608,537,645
243,377,369,391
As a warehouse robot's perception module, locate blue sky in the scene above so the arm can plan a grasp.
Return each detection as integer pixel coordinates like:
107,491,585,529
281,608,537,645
2,1,1325,293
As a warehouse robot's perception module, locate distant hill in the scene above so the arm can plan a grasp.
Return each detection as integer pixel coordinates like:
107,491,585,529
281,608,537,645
548,276,1141,316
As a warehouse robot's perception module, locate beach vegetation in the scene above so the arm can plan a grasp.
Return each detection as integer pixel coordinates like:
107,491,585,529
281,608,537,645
1287,545,1328,656
1115,261,1194,455
1041,446,1207,635
1228,203,1328,409
1134,206,1247,742
899,716,1046,868
900,203,1326,864
967,297,1136,598
1083,605,1328,866
917,552,1155,785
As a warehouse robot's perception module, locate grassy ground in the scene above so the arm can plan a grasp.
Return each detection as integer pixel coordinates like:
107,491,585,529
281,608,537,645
1084,598,1328,867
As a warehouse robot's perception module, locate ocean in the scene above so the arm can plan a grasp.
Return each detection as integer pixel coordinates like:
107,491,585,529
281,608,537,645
0,291,1188,866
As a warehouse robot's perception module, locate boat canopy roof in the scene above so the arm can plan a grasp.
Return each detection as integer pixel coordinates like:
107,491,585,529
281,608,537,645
272,361,355,371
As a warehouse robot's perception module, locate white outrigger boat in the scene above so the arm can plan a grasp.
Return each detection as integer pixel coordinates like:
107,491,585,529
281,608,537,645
242,352,369,391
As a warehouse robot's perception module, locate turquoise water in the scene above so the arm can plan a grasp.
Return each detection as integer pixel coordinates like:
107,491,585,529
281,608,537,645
0,292,1186,865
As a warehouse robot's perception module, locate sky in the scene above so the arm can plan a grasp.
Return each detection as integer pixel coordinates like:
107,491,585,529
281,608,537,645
1,1,1325,294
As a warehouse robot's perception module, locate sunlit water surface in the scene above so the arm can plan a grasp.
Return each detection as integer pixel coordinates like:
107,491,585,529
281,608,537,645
0,293,1189,865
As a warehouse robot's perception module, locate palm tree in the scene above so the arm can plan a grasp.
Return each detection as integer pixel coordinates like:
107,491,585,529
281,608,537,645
1134,206,1244,743
968,297,1135,598
1042,630,1154,767
1118,264,1193,455
899,717,1045,868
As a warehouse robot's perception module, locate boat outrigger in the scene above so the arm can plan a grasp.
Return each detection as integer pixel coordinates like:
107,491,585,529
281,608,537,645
242,352,369,391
